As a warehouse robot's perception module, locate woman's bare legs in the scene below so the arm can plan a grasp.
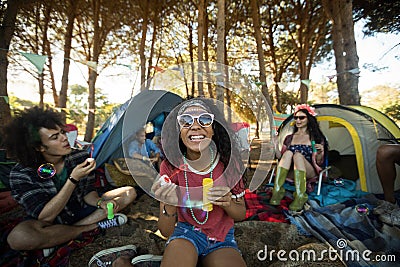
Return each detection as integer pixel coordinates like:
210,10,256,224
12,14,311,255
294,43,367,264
202,247,246,267
161,239,198,267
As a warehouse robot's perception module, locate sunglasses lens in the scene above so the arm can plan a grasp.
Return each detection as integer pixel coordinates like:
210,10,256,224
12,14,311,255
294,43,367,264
37,163,56,179
198,114,213,127
294,116,306,120
178,115,194,128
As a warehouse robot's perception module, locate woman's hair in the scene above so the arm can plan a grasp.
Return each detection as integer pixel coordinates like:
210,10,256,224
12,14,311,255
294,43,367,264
2,106,65,168
293,108,329,152
162,97,246,190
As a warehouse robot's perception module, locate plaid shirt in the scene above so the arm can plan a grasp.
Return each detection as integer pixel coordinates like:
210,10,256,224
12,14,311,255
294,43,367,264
10,149,96,224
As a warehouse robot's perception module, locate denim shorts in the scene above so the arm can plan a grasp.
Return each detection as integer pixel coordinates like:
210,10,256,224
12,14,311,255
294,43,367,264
166,222,241,258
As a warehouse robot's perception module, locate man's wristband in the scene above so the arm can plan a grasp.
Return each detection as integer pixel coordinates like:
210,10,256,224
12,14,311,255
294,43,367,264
162,205,177,218
68,176,79,185
96,198,104,209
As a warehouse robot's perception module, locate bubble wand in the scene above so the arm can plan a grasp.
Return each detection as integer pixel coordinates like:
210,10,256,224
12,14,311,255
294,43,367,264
159,164,188,186
311,140,317,153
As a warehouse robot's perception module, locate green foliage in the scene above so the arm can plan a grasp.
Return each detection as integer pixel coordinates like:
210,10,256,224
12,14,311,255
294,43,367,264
67,84,117,133
308,81,339,105
8,95,38,114
8,86,117,133
360,84,400,124
384,103,400,123
353,0,400,35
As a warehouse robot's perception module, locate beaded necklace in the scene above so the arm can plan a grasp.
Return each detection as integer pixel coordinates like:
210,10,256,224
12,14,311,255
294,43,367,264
183,147,214,225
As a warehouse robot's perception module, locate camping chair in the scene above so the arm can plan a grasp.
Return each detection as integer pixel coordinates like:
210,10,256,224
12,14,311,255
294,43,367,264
267,156,330,196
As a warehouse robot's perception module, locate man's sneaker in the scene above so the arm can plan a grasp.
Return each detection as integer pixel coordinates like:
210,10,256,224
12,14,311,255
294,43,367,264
97,213,128,230
43,247,55,257
379,207,400,227
131,254,163,267
88,244,137,267
373,200,398,215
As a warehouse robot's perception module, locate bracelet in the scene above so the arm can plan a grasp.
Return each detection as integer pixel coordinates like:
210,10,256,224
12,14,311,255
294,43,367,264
96,198,104,209
68,176,79,185
162,205,177,218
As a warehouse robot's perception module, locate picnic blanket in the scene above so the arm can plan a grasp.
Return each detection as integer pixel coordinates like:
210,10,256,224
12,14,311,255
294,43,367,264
308,178,370,207
265,178,370,207
0,191,19,213
0,218,100,267
286,195,400,267
244,189,289,223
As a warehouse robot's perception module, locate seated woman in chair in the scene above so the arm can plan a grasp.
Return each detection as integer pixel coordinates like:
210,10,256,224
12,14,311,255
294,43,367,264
270,104,328,211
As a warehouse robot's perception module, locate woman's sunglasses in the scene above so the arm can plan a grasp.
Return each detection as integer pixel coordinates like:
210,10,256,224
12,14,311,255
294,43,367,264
177,113,214,128
37,163,56,179
293,115,307,121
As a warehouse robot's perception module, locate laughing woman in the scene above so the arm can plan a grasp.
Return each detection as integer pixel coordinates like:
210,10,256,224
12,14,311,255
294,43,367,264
151,98,247,267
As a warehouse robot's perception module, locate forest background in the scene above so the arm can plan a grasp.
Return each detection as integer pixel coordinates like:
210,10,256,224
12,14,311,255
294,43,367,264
0,0,399,143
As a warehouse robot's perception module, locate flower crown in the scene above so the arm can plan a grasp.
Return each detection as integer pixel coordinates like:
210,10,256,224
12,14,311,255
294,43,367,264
294,104,317,116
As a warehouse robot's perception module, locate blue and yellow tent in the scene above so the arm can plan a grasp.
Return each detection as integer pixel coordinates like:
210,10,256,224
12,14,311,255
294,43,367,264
277,104,400,194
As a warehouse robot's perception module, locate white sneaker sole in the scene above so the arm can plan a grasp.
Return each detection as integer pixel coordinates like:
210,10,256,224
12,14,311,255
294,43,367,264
131,254,163,264
88,244,137,266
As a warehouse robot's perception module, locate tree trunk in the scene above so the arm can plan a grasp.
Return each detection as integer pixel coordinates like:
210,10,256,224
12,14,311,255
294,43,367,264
38,72,44,108
43,2,58,107
197,0,205,96
250,0,272,109
85,67,98,142
46,45,58,107
139,0,149,91
265,6,281,112
216,0,225,102
146,14,159,90
189,22,195,97
204,10,214,99
38,3,52,108
0,1,19,132
84,0,100,142
322,0,360,105
59,0,77,109
298,55,308,103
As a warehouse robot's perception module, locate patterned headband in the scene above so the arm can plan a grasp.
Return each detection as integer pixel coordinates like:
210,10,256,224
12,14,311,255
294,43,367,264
177,99,211,115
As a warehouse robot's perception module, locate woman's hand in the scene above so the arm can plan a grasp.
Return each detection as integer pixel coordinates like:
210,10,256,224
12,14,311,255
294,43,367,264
208,186,232,208
314,143,324,154
151,178,179,205
70,158,96,181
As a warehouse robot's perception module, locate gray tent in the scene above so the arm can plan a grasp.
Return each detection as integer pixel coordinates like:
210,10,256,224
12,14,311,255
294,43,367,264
92,90,183,167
